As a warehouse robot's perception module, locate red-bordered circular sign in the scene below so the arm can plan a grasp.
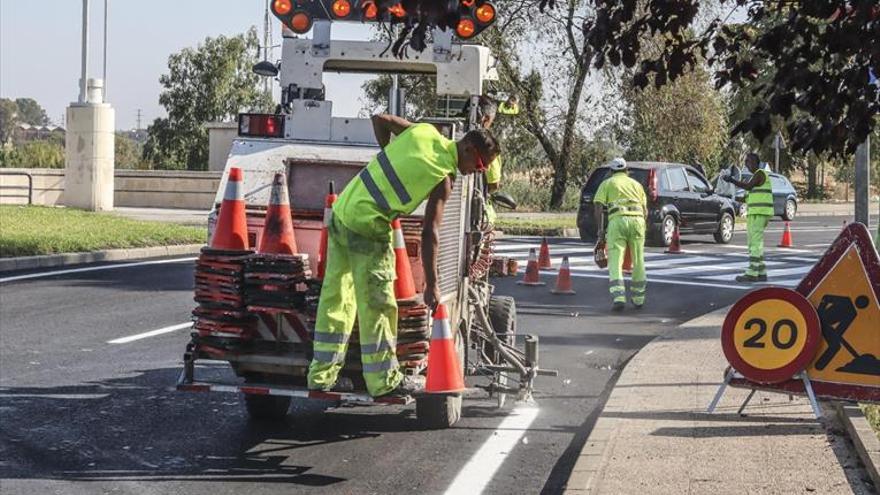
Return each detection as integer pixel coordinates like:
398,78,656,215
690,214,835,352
721,287,821,384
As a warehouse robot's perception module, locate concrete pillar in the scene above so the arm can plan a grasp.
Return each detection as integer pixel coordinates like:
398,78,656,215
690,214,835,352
64,78,115,211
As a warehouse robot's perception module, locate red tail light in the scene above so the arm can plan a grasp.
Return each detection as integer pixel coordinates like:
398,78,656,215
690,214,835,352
647,168,659,202
238,114,285,138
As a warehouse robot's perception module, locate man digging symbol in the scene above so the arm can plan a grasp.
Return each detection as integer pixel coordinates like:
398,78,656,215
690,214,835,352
815,294,879,376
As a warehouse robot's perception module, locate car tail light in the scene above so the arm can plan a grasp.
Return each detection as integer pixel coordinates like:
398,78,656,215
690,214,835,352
238,114,285,138
647,168,659,202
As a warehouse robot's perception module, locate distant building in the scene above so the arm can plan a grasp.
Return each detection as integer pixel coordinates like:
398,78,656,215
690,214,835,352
120,129,148,144
13,123,65,142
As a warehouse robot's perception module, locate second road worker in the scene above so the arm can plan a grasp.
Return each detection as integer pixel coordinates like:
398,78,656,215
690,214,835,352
724,152,774,283
593,158,648,311
308,113,501,398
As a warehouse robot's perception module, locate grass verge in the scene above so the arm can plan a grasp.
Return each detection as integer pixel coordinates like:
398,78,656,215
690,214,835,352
0,205,205,257
495,216,578,236
862,404,880,441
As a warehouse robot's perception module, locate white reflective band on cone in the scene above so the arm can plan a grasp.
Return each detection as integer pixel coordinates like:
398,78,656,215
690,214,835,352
323,207,333,226
224,179,243,201
393,226,406,249
431,316,453,340
269,183,289,205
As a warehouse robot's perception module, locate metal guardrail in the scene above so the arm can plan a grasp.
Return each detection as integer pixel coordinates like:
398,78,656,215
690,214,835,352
0,171,34,205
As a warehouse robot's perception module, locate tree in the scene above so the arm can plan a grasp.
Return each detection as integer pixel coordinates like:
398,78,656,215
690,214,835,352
14,98,49,126
0,99,17,145
143,28,273,170
581,0,880,156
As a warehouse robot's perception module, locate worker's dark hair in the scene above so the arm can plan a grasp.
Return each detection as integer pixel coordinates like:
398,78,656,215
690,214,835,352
476,96,497,122
746,152,760,164
464,127,501,160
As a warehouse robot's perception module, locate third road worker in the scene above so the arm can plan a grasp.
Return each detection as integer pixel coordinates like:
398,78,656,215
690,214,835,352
723,152,774,283
594,158,648,311
308,113,501,398
476,97,503,224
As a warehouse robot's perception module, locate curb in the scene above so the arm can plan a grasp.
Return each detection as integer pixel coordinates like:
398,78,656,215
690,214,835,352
836,403,880,489
0,244,204,273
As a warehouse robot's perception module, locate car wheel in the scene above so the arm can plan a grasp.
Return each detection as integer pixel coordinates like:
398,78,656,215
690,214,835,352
660,215,676,247
782,199,797,221
714,213,734,244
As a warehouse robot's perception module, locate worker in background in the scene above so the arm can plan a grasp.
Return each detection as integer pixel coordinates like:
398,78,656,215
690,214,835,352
498,95,519,115
475,97,503,224
308,113,501,398
723,152,774,282
593,158,647,311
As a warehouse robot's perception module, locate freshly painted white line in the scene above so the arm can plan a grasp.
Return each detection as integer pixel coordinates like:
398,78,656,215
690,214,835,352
444,406,540,495
108,322,192,344
700,264,812,282
0,257,198,283
648,261,782,277
782,256,820,262
550,270,752,290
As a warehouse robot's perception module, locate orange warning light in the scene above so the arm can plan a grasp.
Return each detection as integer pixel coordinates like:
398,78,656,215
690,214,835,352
361,0,378,19
273,0,292,16
388,3,406,17
475,3,495,23
290,11,312,33
332,0,352,18
456,18,476,38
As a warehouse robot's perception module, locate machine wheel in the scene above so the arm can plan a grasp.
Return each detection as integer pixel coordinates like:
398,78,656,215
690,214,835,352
714,213,734,244
416,334,464,429
650,214,675,247
782,199,797,221
244,394,291,421
487,296,517,408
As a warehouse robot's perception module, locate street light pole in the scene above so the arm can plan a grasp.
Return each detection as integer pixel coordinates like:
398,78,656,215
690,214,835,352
103,0,108,97
79,0,90,103
854,136,871,228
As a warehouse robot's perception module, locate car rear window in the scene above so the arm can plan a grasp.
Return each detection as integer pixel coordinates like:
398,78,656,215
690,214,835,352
583,168,650,195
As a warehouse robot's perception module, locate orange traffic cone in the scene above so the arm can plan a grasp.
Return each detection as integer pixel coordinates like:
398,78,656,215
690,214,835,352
257,173,298,254
551,255,576,295
622,245,633,274
777,221,794,248
211,167,249,251
391,218,417,300
425,303,465,394
317,181,337,279
517,248,546,286
665,224,684,254
538,237,553,269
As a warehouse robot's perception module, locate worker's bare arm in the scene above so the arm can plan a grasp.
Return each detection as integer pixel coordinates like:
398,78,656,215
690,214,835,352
371,114,413,148
487,182,500,193
727,171,765,191
421,176,453,309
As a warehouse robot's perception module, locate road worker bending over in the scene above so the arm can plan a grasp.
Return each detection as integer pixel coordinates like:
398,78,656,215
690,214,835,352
723,152,773,283
593,158,648,311
308,114,501,398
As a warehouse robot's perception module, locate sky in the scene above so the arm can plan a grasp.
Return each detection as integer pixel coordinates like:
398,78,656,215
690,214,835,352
0,0,375,130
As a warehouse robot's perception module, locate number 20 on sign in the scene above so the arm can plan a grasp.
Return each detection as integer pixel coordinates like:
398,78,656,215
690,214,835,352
721,287,822,384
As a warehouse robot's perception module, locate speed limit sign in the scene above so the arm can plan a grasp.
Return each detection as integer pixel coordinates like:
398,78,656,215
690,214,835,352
721,287,821,384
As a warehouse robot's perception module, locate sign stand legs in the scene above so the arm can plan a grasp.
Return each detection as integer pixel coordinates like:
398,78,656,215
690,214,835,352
707,368,823,419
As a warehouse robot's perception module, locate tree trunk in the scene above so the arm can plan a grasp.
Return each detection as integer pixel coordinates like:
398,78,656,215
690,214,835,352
548,51,591,210
806,155,818,199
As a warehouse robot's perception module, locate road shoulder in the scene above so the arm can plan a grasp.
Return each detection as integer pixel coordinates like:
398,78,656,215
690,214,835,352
563,306,875,494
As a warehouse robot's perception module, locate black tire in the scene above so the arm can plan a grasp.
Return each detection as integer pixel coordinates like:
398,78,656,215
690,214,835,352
488,296,516,347
714,212,734,244
416,333,464,429
782,199,797,221
649,214,675,247
244,394,291,421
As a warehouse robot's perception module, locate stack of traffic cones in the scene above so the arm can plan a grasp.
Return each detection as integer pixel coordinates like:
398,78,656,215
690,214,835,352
665,224,684,254
425,304,465,394
538,237,553,269
622,246,633,274
392,219,417,300
777,221,794,248
396,299,431,373
193,167,257,346
551,255,576,295
517,248,546,286
244,173,311,310
316,181,337,280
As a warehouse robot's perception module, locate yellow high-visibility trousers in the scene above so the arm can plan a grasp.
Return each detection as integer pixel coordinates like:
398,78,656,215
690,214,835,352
307,216,403,397
745,214,771,277
607,216,646,305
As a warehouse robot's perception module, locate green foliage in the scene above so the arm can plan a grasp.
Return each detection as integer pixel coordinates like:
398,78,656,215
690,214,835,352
14,98,49,126
0,206,205,257
862,404,880,441
0,139,65,168
494,215,576,236
0,99,18,144
144,28,273,170
115,134,154,170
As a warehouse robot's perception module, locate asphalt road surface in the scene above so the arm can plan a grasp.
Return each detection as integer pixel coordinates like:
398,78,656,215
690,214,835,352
0,214,869,494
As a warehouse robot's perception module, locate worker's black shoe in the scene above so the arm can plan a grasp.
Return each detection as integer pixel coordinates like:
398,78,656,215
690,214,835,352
377,376,425,398
612,301,626,312
756,274,768,282
632,301,644,309
309,378,354,393
735,274,759,283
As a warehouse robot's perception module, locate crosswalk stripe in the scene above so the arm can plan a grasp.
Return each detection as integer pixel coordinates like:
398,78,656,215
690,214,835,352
648,261,782,277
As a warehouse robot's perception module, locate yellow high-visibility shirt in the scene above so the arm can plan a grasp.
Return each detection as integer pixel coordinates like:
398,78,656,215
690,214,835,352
485,155,502,185
593,172,646,220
